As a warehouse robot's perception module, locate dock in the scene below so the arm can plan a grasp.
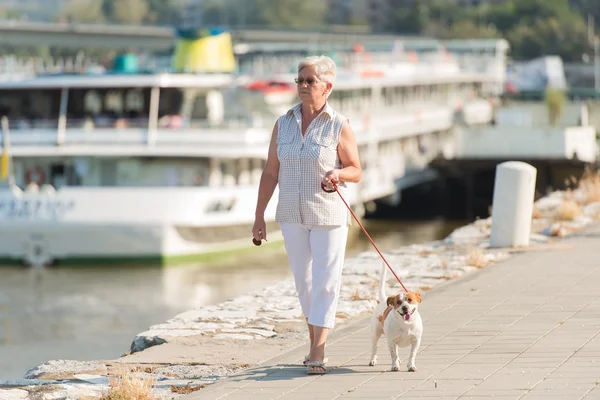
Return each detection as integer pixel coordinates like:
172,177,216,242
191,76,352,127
187,223,600,400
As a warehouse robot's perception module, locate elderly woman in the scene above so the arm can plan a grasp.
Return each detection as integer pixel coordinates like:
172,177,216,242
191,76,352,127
252,55,362,374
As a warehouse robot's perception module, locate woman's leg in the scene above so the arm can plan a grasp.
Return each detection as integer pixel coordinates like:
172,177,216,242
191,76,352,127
307,224,349,370
281,224,314,352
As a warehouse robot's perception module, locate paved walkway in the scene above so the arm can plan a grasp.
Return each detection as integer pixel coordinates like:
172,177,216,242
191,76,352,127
187,224,600,400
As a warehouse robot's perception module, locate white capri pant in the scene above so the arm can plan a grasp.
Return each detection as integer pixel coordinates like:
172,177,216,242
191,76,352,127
281,223,349,329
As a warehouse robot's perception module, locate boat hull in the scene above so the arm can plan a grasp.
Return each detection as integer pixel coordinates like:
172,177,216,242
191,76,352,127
0,221,284,267
0,186,281,266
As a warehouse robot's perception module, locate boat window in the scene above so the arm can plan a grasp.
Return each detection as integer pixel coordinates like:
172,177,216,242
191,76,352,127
189,92,208,122
67,87,152,129
84,91,102,114
158,88,183,116
155,88,185,129
113,157,209,187
11,160,81,189
251,159,263,185
125,89,144,112
220,160,237,186
0,89,61,130
105,90,124,113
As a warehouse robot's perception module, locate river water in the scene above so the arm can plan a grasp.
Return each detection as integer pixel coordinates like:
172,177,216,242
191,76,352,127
0,218,464,380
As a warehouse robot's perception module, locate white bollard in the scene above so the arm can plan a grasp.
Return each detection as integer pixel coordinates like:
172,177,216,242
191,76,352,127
490,161,537,248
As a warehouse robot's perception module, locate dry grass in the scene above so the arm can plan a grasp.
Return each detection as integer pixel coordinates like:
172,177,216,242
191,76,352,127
555,200,583,221
350,289,372,301
100,371,158,400
531,206,543,220
439,258,448,269
549,223,568,237
439,258,451,279
171,383,206,394
466,247,489,269
577,168,600,204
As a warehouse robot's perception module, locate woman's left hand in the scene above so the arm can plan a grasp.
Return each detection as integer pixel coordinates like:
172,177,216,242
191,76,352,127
322,169,340,190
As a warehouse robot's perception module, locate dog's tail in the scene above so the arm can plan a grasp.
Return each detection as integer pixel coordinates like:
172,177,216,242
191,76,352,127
377,261,387,303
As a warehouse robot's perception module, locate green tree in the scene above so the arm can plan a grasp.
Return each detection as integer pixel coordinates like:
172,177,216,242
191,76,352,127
108,0,149,24
570,0,600,32
483,0,572,31
389,3,429,34
144,0,186,25
62,0,105,23
507,15,588,61
545,87,566,125
0,7,22,20
506,23,545,59
252,0,326,28
441,20,501,40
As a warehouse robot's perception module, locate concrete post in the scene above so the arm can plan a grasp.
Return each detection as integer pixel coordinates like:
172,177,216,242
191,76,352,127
490,161,537,248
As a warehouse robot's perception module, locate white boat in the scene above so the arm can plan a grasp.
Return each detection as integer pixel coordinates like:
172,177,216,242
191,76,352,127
0,44,505,266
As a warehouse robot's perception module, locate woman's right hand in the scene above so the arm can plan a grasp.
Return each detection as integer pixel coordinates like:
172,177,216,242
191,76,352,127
252,218,266,242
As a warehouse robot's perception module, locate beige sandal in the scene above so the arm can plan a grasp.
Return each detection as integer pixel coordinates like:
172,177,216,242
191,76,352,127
303,355,328,365
306,361,327,375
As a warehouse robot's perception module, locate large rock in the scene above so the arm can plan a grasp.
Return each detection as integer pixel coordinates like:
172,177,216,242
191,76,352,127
130,333,168,353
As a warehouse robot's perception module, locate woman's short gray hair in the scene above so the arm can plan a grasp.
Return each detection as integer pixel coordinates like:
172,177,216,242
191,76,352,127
297,55,337,85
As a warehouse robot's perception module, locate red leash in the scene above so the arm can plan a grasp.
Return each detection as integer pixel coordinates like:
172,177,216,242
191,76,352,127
321,182,408,293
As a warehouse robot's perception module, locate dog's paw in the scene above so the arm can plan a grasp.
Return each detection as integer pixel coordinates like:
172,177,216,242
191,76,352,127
407,365,417,372
368,358,377,366
391,363,400,372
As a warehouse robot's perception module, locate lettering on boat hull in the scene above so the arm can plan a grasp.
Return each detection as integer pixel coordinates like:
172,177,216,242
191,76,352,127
0,198,75,221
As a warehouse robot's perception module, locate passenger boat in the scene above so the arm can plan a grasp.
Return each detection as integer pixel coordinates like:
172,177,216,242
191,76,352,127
0,41,506,266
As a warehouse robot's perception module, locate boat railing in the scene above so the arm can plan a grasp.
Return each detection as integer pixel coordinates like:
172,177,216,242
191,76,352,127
1,115,269,135
1,127,272,148
0,100,484,149
0,54,103,80
0,49,503,85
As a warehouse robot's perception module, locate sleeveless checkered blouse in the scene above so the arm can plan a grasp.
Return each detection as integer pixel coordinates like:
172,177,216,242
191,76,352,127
275,102,351,226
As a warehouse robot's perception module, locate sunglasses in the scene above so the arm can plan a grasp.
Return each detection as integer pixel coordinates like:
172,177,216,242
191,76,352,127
295,77,319,85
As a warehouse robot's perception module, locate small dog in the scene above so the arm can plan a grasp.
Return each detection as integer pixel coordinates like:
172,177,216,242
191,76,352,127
368,262,423,372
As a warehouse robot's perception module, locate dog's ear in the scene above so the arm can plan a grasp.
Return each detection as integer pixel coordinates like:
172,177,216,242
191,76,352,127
414,292,422,303
386,295,396,306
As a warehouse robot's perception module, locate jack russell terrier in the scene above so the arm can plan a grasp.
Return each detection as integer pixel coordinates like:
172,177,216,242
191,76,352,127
368,262,423,372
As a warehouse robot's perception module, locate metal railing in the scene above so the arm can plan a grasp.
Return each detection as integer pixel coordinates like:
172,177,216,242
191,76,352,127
0,54,102,81
0,47,505,82
1,116,269,133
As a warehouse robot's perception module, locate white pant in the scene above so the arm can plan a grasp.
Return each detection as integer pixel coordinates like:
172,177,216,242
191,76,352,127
281,223,349,329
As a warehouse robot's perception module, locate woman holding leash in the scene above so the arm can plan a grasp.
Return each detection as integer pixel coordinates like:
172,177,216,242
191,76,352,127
252,55,362,375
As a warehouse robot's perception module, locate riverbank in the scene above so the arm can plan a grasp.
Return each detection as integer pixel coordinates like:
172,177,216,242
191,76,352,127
2,171,600,400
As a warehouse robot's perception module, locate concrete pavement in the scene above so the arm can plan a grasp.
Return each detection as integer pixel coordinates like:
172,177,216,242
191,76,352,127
186,223,600,400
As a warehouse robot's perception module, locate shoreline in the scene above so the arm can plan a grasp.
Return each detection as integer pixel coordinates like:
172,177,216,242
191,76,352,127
2,182,600,399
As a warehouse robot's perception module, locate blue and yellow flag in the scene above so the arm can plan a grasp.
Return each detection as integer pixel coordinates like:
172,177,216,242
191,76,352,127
1,116,10,181
1,148,8,181
172,27,236,73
